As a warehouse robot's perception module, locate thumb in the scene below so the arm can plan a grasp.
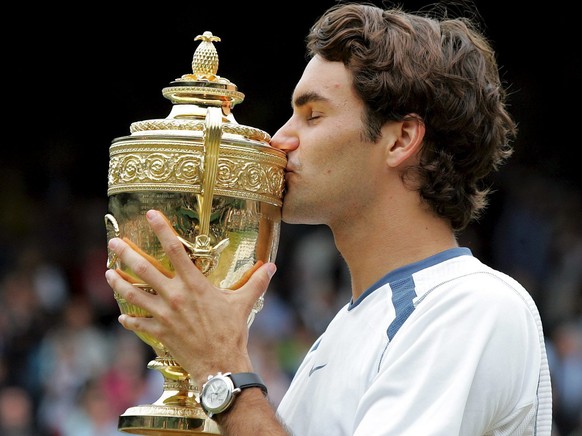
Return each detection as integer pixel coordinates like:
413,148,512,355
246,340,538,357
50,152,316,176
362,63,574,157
241,262,277,303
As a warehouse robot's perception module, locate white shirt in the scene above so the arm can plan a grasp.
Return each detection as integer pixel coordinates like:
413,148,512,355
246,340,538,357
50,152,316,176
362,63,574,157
277,248,552,435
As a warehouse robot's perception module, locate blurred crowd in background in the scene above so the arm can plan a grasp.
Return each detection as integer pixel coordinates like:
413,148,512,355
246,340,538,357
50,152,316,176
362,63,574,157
0,160,580,435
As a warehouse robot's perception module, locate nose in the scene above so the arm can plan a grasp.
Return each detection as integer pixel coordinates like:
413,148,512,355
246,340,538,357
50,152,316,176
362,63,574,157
270,119,299,152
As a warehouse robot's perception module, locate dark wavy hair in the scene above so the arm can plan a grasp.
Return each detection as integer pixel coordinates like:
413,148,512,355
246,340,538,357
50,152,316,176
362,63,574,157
306,2,516,231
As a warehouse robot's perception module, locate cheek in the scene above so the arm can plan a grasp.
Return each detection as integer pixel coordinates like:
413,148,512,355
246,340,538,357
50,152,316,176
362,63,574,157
301,117,367,178
320,132,365,173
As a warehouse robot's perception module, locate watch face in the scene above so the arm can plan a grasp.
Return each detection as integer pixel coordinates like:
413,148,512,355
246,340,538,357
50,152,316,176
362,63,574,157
202,376,233,413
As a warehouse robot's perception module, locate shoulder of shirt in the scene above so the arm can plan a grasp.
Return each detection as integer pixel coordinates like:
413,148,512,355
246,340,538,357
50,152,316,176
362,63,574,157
413,255,536,312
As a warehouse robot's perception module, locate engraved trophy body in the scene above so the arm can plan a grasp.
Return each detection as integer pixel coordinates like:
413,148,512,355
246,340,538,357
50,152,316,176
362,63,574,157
104,32,286,434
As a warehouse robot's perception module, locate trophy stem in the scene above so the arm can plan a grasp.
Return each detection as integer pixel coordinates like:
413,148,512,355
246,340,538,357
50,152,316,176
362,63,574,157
118,356,221,435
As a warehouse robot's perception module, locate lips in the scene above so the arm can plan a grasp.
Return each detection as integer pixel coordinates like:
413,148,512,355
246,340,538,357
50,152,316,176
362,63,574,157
284,166,295,180
284,159,298,183
285,160,299,173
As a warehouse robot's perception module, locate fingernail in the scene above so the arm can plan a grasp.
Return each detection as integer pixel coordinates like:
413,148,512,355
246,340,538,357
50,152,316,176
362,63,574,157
146,210,157,220
266,263,277,279
108,238,119,249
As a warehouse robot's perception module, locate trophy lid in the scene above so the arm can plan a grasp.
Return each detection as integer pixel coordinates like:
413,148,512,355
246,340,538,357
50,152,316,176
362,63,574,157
126,30,271,144
161,31,245,109
108,31,286,206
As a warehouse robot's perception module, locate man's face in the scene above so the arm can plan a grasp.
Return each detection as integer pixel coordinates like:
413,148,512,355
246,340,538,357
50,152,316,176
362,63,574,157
271,56,384,227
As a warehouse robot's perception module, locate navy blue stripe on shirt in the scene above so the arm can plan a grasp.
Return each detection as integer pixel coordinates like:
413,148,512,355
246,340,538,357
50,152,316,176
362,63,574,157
348,247,473,340
387,277,416,340
349,247,472,311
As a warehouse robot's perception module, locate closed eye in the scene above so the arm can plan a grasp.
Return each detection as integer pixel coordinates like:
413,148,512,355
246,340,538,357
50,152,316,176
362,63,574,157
307,112,323,122
292,91,328,124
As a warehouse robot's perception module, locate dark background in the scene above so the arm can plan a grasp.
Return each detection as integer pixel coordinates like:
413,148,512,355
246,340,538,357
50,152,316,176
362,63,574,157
6,0,581,198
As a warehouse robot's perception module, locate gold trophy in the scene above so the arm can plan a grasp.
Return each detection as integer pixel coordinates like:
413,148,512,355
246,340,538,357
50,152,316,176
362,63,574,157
104,31,286,434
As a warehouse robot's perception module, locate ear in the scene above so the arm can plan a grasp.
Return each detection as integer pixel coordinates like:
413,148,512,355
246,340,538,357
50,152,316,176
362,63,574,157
384,116,425,168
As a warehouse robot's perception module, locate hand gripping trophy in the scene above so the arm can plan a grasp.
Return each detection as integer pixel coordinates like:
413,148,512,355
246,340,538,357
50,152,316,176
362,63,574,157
104,31,286,434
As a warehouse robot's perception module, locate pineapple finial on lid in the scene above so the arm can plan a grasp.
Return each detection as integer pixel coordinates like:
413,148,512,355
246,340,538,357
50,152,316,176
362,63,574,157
192,31,221,79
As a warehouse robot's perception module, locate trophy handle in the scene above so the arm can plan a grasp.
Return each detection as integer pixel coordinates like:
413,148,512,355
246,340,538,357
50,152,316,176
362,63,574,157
104,213,120,269
184,106,230,275
199,106,221,237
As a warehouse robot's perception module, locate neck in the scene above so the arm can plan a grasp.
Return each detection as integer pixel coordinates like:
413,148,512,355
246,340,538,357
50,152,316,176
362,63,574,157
330,202,458,301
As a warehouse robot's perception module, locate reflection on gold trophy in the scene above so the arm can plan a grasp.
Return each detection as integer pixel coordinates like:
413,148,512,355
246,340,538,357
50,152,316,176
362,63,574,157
104,31,286,434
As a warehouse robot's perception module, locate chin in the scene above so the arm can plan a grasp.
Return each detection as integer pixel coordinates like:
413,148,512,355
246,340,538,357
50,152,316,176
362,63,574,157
281,209,296,224
282,204,321,226
281,204,301,225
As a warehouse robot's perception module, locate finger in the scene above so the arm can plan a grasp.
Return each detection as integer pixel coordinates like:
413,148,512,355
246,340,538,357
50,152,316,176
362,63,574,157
115,267,142,284
239,262,277,305
105,268,158,312
228,260,264,290
145,209,207,279
118,313,157,337
108,237,170,291
122,237,174,278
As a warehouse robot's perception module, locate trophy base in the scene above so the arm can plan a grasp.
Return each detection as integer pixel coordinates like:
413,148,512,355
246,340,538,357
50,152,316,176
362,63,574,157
118,404,221,435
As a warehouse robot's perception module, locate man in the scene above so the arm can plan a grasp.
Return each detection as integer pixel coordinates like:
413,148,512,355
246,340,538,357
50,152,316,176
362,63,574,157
106,3,553,435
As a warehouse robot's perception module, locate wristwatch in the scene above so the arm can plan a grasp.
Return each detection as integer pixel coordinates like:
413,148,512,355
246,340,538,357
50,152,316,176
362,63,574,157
200,372,268,418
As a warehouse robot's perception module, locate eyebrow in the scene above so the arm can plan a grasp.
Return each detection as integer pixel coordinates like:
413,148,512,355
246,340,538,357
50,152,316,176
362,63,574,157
292,91,329,109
